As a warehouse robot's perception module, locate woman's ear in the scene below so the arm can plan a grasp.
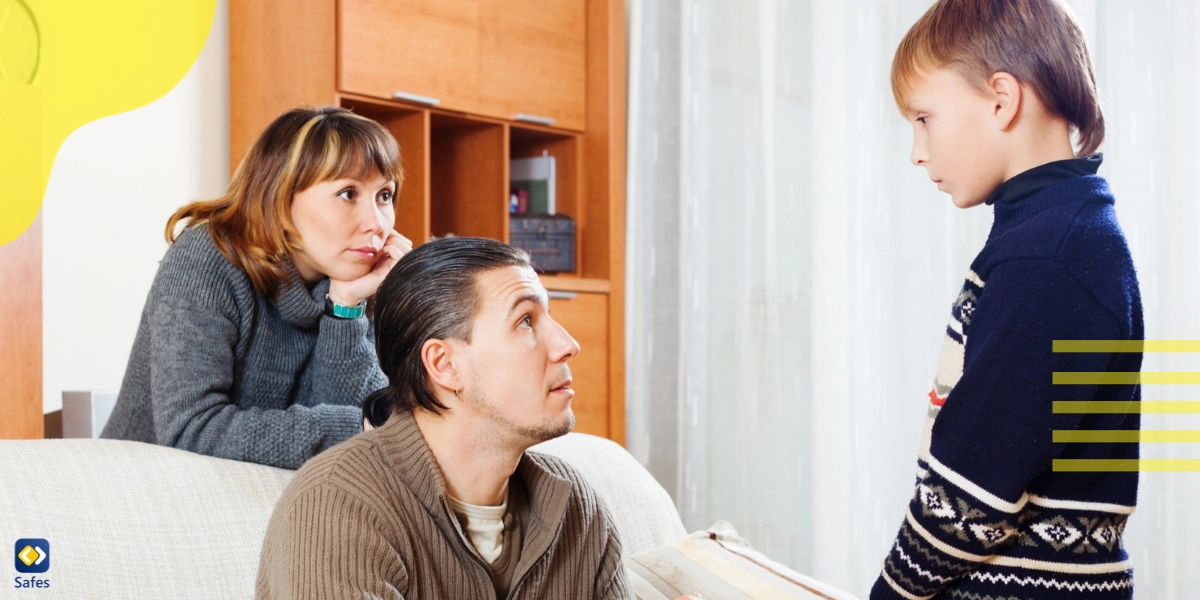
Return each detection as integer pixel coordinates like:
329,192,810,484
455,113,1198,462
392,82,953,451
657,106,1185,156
421,338,459,396
990,71,1022,131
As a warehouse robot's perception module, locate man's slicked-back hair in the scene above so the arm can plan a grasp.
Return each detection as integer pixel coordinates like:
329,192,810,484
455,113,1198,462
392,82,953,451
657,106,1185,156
362,237,532,427
891,0,1105,157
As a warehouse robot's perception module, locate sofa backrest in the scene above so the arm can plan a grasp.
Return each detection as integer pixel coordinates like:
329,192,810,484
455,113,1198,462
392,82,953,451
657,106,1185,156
1,433,683,598
2,439,292,597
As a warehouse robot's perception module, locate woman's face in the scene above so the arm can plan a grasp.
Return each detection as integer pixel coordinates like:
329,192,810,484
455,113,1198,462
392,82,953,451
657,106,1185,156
289,171,397,284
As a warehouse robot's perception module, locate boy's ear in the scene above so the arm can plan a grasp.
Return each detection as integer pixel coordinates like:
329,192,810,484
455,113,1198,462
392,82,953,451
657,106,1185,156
990,72,1022,131
421,338,461,396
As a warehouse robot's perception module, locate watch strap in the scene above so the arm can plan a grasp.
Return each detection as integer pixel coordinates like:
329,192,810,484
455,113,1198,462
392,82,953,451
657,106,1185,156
325,295,367,319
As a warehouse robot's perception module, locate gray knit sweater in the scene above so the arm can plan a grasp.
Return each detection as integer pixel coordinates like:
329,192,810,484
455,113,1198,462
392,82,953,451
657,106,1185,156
100,225,386,469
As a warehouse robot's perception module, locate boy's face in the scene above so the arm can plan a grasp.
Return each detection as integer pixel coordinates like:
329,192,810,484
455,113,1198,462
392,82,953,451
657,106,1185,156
903,68,1007,209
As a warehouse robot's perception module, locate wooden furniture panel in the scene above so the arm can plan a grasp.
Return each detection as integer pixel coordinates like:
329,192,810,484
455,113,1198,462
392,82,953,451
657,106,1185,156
230,0,337,173
0,215,43,439
479,0,587,131
339,0,481,113
549,291,608,438
430,116,507,240
587,0,627,444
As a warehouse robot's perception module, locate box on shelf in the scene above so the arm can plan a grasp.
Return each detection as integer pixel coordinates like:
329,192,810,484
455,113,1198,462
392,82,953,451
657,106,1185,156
511,154,556,214
510,214,575,273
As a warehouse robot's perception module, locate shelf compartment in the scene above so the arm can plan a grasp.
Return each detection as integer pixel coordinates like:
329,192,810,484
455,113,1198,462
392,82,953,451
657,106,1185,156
429,114,508,241
509,124,582,275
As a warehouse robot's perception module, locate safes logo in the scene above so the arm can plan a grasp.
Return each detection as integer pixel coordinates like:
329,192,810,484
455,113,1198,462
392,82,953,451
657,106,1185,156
14,540,48,574
13,539,50,590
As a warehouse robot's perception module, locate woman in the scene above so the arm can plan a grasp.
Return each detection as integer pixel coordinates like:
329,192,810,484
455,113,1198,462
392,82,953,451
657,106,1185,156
101,106,411,469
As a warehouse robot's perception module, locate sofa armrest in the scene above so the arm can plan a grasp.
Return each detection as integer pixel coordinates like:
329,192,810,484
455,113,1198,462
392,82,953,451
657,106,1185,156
531,433,686,556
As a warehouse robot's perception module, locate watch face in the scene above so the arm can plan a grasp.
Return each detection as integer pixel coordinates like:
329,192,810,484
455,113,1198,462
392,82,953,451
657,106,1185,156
0,0,40,84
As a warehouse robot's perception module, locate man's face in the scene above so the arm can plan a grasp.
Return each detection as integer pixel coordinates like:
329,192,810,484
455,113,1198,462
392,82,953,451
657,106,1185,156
904,67,1006,209
452,265,580,446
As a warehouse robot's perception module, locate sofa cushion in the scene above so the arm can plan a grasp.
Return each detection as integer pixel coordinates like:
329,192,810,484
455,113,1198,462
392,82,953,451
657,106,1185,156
626,521,860,600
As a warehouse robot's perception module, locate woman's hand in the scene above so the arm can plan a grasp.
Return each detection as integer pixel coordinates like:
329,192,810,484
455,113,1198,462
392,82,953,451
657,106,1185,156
328,229,413,306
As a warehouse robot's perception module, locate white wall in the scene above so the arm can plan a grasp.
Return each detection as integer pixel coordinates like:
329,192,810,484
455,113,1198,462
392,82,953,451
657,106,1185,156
42,1,229,413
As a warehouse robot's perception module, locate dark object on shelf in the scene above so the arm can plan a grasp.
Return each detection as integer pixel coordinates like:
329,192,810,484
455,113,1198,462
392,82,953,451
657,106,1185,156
510,214,575,273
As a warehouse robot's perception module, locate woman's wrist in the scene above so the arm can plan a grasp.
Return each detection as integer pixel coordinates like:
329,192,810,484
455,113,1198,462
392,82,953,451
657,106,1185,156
326,290,363,307
326,282,365,307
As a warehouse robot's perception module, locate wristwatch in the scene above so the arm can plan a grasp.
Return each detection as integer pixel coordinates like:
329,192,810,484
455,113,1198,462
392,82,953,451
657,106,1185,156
325,295,367,319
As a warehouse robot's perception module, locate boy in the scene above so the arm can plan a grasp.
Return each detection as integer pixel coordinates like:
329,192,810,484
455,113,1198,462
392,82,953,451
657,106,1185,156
871,1,1143,599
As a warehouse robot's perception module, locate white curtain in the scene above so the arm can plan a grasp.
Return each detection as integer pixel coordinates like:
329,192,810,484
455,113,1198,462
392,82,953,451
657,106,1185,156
625,1,1200,598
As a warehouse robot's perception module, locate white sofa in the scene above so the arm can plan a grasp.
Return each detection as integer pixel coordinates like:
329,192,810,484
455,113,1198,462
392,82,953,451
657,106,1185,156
0,434,686,599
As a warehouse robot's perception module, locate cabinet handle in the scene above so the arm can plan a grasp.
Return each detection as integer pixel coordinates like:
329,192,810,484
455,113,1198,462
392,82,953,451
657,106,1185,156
547,290,577,300
392,90,441,106
515,113,556,126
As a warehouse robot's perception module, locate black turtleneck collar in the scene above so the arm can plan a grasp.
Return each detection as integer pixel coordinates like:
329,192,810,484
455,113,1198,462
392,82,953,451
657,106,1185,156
984,154,1103,206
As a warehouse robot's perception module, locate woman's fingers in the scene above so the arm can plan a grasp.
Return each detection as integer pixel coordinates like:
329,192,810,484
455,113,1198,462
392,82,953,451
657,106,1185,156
385,229,413,258
327,231,411,306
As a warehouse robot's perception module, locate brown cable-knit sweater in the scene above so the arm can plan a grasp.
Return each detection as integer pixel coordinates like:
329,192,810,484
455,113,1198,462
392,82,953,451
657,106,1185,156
255,408,632,600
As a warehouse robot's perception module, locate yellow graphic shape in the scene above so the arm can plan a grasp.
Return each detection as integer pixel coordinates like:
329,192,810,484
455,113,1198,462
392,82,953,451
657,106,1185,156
0,0,217,246
17,545,36,566
1053,372,1200,385
1054,340,1200,353
1054,459,1200,472
1054,429,1200,443
1054,401,1200,414
0,0,39,83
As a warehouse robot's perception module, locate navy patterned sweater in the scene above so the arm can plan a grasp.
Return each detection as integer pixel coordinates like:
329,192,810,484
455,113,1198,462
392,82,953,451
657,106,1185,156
871,156,1144,600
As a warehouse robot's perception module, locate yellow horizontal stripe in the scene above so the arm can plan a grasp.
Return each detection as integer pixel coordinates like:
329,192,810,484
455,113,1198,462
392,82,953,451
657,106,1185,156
1054,340,1200,353
1053,430,1200,443
1054,401,1200,414
1054,459,1200,472
1053,372,1200,385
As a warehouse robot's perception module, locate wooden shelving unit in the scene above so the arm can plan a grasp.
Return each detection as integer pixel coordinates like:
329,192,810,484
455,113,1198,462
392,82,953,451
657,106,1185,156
231,0,627,443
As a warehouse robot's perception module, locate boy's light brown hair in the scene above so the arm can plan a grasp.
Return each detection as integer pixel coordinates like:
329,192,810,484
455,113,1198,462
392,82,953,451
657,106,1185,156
891,0,1104,157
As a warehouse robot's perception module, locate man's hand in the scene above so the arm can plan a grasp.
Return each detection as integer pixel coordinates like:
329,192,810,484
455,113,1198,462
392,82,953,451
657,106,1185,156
328,229,413,305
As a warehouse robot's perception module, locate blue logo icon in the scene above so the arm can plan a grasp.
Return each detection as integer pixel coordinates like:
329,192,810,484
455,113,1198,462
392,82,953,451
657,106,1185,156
14,539,49,574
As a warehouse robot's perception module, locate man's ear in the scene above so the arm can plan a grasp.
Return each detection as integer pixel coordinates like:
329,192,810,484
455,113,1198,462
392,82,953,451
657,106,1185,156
990,71,1022,131
421,338,460,395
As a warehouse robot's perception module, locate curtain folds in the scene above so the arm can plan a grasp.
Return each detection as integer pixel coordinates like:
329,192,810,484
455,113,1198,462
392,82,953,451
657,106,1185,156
626,1,1200,597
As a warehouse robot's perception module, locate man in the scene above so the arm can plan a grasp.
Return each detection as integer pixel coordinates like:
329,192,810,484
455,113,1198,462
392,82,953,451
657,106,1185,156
255,237,631,600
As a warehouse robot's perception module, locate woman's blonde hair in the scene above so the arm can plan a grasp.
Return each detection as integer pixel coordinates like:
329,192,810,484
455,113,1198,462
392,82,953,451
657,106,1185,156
891,0,1104,157
167,106,404,296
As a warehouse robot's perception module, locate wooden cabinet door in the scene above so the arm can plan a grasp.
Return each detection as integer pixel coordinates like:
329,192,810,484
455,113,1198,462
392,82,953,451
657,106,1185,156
549,291,609,437
478,0,587,131
339,0,481,113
